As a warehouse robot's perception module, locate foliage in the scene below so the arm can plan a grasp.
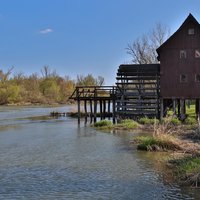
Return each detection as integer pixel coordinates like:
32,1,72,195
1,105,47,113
134,134,181,151
76,74,104,86
170,117,182,126
94,120,112,127
138,117,159,125
185,117,197,126
0,67,103,105
116,119,138,129
171,156,200,187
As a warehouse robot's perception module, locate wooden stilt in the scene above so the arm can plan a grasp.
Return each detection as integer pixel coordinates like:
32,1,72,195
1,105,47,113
77,99,81,124
196,99,200,119
198,99,200,121
172,98,176,117
112,86,116,124
90,100,93,123
160,98,163,120
180,99,185,121
103,100,106,119
94,100,97,123
183,100,186,115
84,100,87,124
177,99,180,118
100,100,103,120
108,100,111,119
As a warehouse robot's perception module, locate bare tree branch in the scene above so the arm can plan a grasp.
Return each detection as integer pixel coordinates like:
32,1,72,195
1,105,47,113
126,23,170,64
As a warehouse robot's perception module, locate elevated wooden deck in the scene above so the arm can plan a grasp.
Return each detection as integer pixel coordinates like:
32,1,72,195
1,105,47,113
69,86,117,123
70,64,161,123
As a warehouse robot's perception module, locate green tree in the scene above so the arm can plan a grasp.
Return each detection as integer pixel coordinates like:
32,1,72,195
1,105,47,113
40,78,60,102
76,74,104,86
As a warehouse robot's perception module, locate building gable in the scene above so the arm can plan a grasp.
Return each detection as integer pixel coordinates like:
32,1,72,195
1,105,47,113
157,13,200,61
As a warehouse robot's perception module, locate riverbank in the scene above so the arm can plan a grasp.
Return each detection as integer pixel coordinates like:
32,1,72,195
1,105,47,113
93,118,200,187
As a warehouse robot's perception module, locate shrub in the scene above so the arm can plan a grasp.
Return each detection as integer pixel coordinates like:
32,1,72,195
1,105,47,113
171,156,200,187
170,117,181,126
138,117,159,125
118,119,138,129
185,117,197,126
94,120,112,127
134,135,181,151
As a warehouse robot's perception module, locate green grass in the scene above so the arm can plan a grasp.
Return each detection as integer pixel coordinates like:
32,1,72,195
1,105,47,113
171,156,200,187
134,135,180,151
94,120,113,128
170,117,182,125
184,117,197,126
93,119,138,131
115,119,138,129
186,104,196,118
138,117,159,125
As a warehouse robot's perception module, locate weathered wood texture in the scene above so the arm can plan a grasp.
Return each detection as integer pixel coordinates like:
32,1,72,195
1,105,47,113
115,64,160,119
69,86,116,123
157,14,200,99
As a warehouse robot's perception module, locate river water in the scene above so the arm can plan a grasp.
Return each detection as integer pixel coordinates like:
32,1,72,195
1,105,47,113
0,105,199,200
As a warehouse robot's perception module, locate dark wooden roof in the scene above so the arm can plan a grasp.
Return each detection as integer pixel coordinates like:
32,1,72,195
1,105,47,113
118,64,160,76
156,13,200,60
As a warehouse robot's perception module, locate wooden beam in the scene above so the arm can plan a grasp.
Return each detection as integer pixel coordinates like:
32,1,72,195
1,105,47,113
77,99,81,124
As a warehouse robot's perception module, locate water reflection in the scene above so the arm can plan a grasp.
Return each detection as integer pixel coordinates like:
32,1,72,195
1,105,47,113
0,106,198,199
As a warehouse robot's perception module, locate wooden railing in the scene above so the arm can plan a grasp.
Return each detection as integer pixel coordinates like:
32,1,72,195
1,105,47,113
69,86,117,100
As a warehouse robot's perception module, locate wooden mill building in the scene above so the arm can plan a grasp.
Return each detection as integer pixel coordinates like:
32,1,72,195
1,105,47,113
158,13,200,119
70,14,200,122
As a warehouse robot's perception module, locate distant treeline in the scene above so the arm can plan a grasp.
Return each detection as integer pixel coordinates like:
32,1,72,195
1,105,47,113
0,66,104,105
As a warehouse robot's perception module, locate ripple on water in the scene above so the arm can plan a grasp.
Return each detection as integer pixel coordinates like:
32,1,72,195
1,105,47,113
0,106,198,200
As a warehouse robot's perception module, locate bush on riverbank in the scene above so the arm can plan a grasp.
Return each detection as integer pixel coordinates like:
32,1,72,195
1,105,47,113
170,155,200,187
93,119,139,130
115,119,138,129
138,117,159,125
133,134,181,151
94,120,113,128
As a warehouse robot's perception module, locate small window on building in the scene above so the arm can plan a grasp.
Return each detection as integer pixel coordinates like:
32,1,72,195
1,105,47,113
195,49,200,58
188,28,195,35
180,50,187,59
180,74,188,83
195,74,200,82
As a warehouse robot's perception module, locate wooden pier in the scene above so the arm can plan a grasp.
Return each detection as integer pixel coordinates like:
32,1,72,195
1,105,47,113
69,86,117,123
69,64,161,123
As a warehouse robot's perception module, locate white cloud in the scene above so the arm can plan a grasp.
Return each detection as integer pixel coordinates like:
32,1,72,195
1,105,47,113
39,28,53,34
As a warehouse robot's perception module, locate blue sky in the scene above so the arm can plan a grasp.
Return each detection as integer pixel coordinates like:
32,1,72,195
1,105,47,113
0,0,200,85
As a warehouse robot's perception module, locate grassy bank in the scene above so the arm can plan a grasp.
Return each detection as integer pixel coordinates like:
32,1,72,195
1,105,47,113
169,155,200,187
93,117,200,187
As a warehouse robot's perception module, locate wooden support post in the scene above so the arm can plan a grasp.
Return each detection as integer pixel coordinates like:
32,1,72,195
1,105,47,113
180,99,186,121
172,98,176,117
77,99,81,124
108,100,111,119
177,99,180,118
94,100,97,123
183,100,186,115
100,100,103,120
84,100,87,124
112,86,116,124
160,98,163,120
198,99,200,121
90,99,93,123
94,88,97,123
103,100,106,119
196,99,200,119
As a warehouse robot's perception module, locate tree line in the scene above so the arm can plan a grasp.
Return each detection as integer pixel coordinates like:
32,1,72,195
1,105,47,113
0,23,169,105
0,66,104,105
